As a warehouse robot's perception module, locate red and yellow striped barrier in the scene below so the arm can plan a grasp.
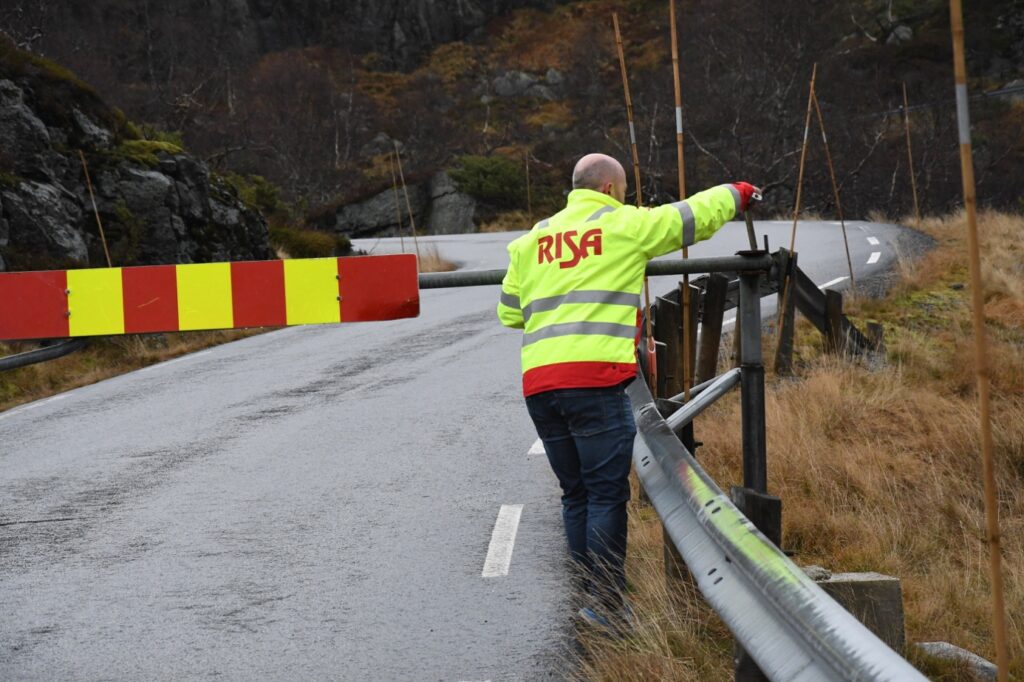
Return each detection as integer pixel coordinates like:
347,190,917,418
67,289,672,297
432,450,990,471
0,254,419,341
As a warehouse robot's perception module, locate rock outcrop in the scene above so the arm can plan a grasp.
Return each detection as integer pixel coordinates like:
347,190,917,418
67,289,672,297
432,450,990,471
0,40,270,272
321,171,477,239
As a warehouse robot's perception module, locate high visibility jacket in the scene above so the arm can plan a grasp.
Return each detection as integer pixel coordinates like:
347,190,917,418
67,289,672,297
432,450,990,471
497,185,740,396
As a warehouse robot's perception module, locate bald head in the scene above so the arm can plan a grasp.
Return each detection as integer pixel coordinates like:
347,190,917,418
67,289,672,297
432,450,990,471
572,153,627,203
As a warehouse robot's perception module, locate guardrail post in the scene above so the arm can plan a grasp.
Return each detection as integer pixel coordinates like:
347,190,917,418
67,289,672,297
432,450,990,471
738,271,767,493
683,281,699,390
655,295,683,399
696,273,728,384
824,289,846,355
774,250,798,376
733,267,783,682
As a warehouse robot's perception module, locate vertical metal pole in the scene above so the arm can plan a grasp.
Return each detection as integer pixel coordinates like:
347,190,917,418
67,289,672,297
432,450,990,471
738,271,767,493
950,2,1009,677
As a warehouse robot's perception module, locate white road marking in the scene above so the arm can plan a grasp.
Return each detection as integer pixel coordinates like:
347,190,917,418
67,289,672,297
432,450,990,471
482,504,523,578
867,236,881,246
867,251,881,265
818,276,849,290
527,438,545,456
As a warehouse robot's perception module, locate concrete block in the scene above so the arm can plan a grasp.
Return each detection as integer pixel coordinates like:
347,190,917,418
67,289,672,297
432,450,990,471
817,572,906,651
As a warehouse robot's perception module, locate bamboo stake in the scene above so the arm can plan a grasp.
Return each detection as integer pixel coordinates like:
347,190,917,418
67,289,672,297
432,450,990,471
776,64,817,338
393,142,421,262
525,150,533,225
902,82,922,221
669,0,692,401
811,91,855,289
389,151,406,253
788,62,817,254
950,2,1009,678
79,150,112,268
613,12,658,396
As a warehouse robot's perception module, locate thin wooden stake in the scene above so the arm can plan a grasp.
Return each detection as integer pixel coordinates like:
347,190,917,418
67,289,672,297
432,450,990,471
393,142,421,263
525,150,533,226
670,0,692,401
777,63,817,337
389,151,406,254
79,150,112,268
613,12,658,395
902,81,922,221
950,2,1009,678
788,62,817,255
811,91,855,289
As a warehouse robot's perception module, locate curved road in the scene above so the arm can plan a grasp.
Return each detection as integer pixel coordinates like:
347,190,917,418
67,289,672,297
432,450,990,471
1,219,918,680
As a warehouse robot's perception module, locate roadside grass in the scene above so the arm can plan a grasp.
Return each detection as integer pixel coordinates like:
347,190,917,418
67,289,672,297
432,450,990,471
417,243,458,272
479,209,533,232
577,210,1024,680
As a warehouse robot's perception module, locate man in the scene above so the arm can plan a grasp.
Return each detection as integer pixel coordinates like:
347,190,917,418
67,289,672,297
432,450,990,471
497,152,758,625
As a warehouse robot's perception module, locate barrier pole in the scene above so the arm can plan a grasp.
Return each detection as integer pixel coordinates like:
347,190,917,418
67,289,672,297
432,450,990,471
950,2,1009,678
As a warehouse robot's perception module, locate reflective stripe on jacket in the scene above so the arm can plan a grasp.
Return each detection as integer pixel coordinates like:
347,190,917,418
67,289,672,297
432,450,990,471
498,185,740,396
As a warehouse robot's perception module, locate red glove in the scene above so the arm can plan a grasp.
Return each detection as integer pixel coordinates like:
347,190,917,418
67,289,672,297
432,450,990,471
732,182,761,212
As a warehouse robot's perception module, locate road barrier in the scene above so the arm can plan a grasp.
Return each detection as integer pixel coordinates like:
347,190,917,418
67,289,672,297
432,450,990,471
0,254,419,342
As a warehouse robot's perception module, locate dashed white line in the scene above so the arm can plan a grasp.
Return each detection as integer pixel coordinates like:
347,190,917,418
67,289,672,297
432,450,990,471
867,236,881,246
867,251,881,265
527,438,545,456
818,276,849,290
482,504,523,578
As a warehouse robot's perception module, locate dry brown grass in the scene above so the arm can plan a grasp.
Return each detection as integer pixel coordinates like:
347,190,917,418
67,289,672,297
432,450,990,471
0,330,261,413
416,243,457,272
579,210,1024,680
478,209,533,232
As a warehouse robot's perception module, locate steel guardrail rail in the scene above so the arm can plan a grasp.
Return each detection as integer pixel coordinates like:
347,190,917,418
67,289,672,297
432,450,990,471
0,339,89,372
628,376,926,681
417,254,775,289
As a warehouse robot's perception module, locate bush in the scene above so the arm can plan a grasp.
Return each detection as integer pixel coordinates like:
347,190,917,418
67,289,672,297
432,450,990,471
449,154,526,209
269,225,351,259
222,173,284,216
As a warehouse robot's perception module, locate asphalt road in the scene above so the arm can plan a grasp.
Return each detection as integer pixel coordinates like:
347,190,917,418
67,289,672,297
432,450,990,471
1,218,918,680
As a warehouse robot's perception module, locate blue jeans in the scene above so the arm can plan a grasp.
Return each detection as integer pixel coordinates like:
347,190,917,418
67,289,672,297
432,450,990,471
526,384,636,611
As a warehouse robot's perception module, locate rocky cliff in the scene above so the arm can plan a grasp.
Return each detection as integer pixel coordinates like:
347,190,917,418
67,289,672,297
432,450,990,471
0,38,270,273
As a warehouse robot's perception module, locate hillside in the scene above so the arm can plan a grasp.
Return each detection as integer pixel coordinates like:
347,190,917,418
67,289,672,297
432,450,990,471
2,0,1020,240
0,36,271,272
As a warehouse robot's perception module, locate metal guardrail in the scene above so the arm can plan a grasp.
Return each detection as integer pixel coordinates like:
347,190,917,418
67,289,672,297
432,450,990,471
632,250,925,680
0,339,89,372
630,375,926,680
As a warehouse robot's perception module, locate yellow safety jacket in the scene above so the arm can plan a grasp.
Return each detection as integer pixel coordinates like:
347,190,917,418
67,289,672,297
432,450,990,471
497,185,740,396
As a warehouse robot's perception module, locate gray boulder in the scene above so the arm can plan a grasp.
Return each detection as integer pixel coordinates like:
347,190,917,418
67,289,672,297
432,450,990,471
335,183,427,238
426,172,476,234
326,171,477,238
492,70,556,101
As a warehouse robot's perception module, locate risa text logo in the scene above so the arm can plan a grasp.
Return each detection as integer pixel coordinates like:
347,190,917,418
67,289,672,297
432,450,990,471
537,229,603,269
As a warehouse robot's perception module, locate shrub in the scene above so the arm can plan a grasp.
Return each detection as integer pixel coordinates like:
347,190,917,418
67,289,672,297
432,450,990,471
222,173,284,216
269,225,351,259
449,154,526,209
